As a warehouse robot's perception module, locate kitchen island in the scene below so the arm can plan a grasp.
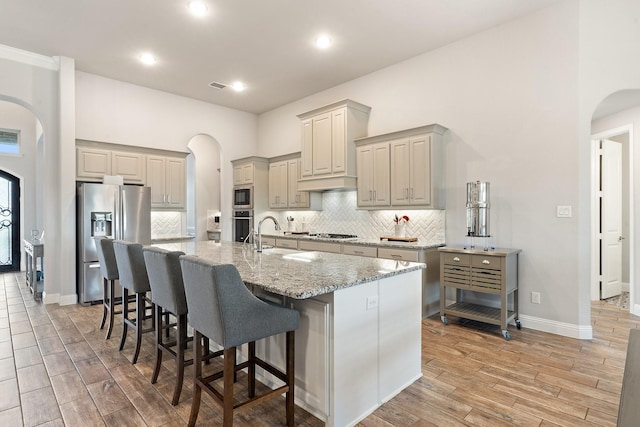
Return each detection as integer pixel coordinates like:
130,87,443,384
153,240,425,427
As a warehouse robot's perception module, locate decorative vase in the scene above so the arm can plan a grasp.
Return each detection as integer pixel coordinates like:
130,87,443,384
394,223,406,237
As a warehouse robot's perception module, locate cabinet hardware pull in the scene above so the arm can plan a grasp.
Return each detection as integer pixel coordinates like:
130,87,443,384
369,190,372,200
482,259,490,265
391,254,402,259
453,257,460,262
411,188,414,199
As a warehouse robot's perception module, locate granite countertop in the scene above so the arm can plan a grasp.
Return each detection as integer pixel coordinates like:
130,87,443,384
262,232,444,250
152,240,425,299
151,234,196,243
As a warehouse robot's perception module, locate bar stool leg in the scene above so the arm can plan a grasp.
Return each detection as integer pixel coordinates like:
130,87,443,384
286,331,295,427
248,341,256,398
172,313,187,405
132,293,144,364
105,280,116,340
188,331,203,427
223,347,236,427
100,278,108,330
151,304,163,384
118,289,129,351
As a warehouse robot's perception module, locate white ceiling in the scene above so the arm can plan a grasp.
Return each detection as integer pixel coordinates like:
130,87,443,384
0,0,562,114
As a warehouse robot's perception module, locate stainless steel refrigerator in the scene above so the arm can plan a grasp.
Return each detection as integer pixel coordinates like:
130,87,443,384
77,183,151,304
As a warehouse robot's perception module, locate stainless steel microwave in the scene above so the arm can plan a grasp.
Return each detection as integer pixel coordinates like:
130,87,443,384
233,186,253,209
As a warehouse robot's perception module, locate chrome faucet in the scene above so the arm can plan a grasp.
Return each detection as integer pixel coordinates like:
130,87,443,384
256,215,281,252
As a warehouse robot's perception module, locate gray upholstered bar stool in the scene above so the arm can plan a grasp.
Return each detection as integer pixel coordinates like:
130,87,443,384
113,240,155,364
142,246,214,405
179,256,300,427
94,236,120,340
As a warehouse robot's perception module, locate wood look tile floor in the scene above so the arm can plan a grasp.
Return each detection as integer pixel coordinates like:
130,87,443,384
0,272,635,426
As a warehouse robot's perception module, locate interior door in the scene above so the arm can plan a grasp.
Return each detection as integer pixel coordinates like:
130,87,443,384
601,139,623,299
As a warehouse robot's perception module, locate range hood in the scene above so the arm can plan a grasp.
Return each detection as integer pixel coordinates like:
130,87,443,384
297,175,357,192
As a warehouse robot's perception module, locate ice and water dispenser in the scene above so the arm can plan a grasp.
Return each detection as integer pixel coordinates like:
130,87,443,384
91,212,113,238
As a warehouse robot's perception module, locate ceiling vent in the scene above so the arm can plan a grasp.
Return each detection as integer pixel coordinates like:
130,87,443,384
208,81,227,90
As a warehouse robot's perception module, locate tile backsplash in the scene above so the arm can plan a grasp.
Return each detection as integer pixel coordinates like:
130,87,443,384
151,211,185,237
261,190,445,244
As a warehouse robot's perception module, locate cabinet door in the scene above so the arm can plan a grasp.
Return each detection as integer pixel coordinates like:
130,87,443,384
409,135,431,206
390,140,411,205
288,159,309,208
301,120,313,177
312,112,332,176
372,143,390,206
77,147,111,181
331,107,346,174
356,145,374,206
233,165,243,185
112,151,145,184
269,162,288,209
146,156,167,208
165,157,186,208
241,163,254,184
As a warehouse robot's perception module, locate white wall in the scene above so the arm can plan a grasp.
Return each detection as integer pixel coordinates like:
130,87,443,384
75,72,258,241
0,49,74,305
0,101,38,269
258,1,584,335
579,0,640,318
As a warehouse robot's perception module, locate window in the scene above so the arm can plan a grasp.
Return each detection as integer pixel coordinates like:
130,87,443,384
0,129,19,155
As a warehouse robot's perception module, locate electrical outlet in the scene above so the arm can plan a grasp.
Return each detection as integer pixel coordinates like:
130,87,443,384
366,295,378,310
531,291,541,304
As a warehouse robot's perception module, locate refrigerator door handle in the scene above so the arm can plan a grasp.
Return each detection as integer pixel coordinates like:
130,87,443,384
114,187,122,240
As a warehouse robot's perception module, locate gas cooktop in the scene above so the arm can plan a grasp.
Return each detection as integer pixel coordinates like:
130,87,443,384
309,233,358,240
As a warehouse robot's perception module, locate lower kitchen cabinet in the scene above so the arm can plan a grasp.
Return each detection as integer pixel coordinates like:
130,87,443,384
342,244,377,257
438,246,521,340
298,240,341,253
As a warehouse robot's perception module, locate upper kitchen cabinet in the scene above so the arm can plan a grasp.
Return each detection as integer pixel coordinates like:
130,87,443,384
76,146,145,184
355,124,447,209
232,157,268,186
356,142,390,207
269,154,321,210
297,100,370,191
146,155,186,209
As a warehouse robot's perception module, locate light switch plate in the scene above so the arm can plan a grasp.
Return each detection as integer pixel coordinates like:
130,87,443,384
557,205,572,218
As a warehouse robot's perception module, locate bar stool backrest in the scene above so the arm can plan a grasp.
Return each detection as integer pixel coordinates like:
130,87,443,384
113,240,150,293
180,255,300,349
95,236,119,281
143,247,187,315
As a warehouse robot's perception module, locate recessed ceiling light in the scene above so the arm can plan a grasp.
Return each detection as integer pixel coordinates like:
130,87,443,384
315,35,332,49
139,53,157,65
188,1,208,16
230,81,245,92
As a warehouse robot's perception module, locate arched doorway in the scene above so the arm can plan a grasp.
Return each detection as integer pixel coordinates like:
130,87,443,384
591,89,640,315
0,170,20,271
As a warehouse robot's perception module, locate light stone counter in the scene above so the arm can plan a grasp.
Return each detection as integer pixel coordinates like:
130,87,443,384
262,231,443,250
152,240,425,299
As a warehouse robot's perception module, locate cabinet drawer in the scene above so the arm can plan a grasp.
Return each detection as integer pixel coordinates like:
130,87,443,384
442,265,471,288
298,240,341,254
342,244,377,258
378,247,419,262
471,254,501,269
261,237,276,246
441,252,470,266
276,239,298,249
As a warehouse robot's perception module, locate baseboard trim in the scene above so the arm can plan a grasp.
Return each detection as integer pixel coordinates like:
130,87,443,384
59,293,78,306
518,314,593,340
42,292,59,305
633,304,640,317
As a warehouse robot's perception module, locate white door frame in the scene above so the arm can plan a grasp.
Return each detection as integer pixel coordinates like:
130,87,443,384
591,124,634,312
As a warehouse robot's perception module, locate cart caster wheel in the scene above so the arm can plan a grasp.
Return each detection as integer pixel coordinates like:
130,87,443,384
516,320,522,330
502,330,511,341
441,315,448,325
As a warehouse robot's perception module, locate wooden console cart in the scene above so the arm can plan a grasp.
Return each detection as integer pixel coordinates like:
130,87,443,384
439,246,521,340
24,239,44,301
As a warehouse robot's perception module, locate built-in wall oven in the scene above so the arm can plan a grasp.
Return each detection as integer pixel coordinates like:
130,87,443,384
233,209,253,242
233,186,253,209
